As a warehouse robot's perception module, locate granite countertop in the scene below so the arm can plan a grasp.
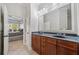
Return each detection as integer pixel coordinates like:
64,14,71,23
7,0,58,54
32,32,79,43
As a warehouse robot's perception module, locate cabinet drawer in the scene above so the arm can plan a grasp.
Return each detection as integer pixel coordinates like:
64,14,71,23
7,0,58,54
57,40,77,50
46,37,56,45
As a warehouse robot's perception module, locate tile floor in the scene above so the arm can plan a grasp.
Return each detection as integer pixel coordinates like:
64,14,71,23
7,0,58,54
8,40,38,55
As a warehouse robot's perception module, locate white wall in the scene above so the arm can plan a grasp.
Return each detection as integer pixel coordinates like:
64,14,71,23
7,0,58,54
6,3,26,18
71,4,78,34
26,3,39,50
22,4,31,47
76,4,79,35
38,16,44,31
30,4,39,32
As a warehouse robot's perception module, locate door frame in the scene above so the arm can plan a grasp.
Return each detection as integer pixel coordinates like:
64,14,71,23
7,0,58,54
1,4,4,55
2,4,9,55
23,18,26,45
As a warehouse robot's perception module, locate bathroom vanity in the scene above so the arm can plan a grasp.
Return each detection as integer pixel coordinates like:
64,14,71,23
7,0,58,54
32,32,79,55
32,3,79,55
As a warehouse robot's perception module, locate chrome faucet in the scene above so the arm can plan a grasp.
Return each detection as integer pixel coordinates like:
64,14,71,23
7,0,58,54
62,33,66,36
57,33,65,36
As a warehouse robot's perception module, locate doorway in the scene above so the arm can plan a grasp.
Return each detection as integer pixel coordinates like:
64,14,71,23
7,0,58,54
0,3,37,55
8,16,26,54
3,3,28,55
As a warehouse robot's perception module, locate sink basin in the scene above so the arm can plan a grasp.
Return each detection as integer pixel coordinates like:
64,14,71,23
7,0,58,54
53,35,65,38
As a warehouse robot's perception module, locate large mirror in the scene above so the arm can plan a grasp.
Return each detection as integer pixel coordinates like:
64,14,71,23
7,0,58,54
38,4,73,32
59,4,72,30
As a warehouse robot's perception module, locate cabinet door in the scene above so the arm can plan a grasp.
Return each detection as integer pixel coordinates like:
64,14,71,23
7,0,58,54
65,48,77,55
57,39,77,55
32,35,36,49
56,40,66,55
40,36,46,55
32,35,40,54
56,45,66,55
45,37,56,55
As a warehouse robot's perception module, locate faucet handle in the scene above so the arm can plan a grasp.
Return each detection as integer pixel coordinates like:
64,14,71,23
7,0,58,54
63,33,65,36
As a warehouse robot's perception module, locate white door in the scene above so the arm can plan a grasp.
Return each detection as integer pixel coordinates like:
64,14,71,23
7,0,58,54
2,4,9,55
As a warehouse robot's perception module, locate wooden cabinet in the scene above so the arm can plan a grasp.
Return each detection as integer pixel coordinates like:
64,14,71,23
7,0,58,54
40,36,46,55
56,40,65,55
65,48,77,55
63,40,77,55
45,37,56,55
32,34,41,54
57,39,78,55
57,45,66,55
32,34,79,55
